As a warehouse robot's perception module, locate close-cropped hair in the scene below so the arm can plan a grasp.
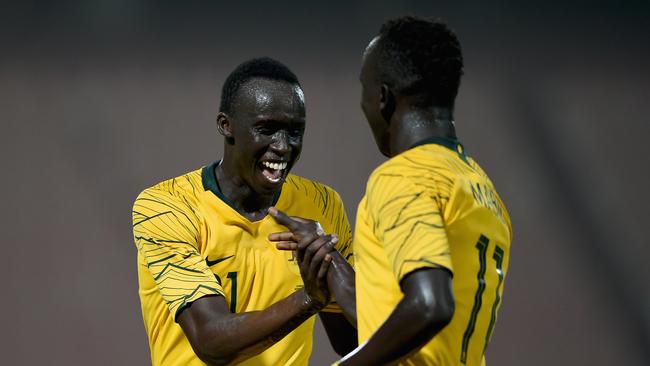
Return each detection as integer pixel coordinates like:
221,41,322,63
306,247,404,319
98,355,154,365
219,57,301,114
377,16,464,107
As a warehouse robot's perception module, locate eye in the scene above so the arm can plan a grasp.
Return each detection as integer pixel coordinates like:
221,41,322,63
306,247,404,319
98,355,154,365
255,126,276,136
290,127,304,137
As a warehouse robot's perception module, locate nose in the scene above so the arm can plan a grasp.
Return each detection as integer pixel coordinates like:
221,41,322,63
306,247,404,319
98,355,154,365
270,130,290,155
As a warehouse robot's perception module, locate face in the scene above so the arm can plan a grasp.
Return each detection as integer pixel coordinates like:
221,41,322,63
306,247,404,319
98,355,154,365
220,78,306,195
360,36,391,157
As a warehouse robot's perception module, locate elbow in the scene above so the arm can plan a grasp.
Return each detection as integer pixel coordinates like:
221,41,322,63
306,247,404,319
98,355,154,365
194,347,237,366
189,334,239,366
400,268,455,341
421,296,455,332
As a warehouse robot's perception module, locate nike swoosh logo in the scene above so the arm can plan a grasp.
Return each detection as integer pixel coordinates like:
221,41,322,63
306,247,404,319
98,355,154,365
206,255,235,267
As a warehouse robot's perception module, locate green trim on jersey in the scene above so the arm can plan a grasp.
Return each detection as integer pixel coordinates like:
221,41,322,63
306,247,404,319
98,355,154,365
410,136,469,164
201,160,282,216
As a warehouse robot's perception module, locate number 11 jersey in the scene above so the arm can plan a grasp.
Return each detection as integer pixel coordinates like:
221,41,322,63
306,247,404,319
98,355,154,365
353,137,512,365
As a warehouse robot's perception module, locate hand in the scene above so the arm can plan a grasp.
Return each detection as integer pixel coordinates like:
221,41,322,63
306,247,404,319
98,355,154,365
268,207,337,310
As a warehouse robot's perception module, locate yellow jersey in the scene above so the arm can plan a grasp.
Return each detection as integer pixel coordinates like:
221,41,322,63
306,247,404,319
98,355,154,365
353,137,512,365
132,161,353,366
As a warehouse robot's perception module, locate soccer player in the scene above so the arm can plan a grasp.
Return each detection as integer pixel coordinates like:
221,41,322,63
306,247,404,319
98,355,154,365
131,58,356,366
272,16,512,366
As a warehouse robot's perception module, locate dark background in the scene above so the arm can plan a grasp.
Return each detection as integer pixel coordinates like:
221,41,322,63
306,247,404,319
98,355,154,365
2,1,649,365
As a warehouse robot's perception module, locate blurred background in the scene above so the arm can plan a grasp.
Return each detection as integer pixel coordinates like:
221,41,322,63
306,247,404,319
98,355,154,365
2,1,649,365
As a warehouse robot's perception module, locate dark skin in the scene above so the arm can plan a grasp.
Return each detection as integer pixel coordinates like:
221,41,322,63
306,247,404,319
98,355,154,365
268,209,357,326
177,78,355,365
215,78,305,221
273,36,458,365
338,35,457,366
268,208,359,354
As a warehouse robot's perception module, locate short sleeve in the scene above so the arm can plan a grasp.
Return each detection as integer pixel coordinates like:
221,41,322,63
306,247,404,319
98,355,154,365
318,186,354,313
133,188,224,320
367,172,453,283
327,189,354,266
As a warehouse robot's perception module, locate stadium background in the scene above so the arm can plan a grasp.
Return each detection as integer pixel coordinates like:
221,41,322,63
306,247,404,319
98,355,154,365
2,1,648,365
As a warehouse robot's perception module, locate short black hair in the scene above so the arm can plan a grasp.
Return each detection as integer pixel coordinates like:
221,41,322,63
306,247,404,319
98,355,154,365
376,16,463,108
219,57,301,114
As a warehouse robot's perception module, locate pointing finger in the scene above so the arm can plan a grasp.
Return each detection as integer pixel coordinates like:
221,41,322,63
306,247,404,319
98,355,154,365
268,207,300,231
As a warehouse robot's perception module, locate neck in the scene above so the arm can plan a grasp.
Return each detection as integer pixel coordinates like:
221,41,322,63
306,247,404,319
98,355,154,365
389,105,457,156
215,157,276,220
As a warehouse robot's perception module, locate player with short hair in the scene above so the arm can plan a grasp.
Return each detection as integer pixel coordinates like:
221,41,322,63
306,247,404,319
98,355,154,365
270,16,512,365
343,16,512,365
132,57,356,366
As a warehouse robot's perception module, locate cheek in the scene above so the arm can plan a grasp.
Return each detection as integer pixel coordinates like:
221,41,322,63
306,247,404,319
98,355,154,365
290,138,303,153
361,89,379,117
248,130,271,145
370,118,388,136
244,136,269,158
360,88,370,110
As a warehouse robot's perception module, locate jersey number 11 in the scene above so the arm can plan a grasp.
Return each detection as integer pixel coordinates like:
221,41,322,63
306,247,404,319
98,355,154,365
460,234,505,364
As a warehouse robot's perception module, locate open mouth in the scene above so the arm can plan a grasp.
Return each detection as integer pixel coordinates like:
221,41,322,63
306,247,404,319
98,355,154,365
260,161,288,184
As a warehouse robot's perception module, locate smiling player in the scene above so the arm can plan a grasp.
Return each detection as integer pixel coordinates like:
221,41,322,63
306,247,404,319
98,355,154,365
132,58,356,366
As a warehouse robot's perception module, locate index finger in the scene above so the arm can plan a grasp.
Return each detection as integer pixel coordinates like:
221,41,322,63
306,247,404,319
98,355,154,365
268,207,300,231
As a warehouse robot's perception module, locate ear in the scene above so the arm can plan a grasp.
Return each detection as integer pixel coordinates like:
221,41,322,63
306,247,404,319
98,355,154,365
216,112,234,141
379,84,396,124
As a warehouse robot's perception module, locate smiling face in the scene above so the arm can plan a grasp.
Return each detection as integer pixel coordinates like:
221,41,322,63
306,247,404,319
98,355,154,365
219,78,306,196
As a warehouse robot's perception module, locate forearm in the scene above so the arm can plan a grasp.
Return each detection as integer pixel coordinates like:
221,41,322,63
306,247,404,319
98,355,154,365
338,299,435,365
326,251,357,325
338,269,454,366
183,290,320,365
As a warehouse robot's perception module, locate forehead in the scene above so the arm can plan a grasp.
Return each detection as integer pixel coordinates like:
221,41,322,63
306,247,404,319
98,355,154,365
232,78,305,119
361,36,381,79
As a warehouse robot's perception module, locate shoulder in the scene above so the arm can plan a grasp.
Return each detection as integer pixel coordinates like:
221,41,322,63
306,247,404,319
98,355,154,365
283,174,347,223
367,146,462,203
134,167,204,214
283,174,344,203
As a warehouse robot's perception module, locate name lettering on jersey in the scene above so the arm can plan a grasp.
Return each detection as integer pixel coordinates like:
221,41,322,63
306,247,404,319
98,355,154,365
469,180,506,224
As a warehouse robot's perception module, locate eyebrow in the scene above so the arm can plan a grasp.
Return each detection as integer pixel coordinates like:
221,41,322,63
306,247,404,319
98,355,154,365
254,120,304,127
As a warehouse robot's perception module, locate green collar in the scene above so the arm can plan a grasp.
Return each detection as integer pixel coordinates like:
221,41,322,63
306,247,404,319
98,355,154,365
409,136,469,164
201,160,282,211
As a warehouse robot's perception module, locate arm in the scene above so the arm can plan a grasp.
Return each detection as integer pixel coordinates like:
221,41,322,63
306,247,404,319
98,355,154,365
268,208,359,355
134,189,332,366
320,250,358,355
325,250,357,325
338,268,454,366
319,312,358,356
177,219,335,366
178,289,323,366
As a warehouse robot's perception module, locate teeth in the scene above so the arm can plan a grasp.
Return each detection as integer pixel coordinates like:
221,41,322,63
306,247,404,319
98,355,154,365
262,161,287,170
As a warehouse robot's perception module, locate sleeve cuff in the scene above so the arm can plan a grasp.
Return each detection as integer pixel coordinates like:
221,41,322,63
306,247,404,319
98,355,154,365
397,258,453,283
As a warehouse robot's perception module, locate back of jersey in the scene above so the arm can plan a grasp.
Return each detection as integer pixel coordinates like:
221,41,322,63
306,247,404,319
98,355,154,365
354,137,512,366
415,140,512,365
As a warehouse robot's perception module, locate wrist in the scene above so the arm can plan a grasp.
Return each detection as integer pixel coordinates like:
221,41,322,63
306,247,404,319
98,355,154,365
299,288,326,312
